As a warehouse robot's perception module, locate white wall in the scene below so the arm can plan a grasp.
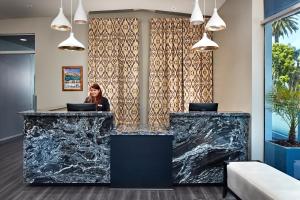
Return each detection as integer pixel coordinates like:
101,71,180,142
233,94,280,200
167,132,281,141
213,0,252,113
0,17,88,110
214,0,264,160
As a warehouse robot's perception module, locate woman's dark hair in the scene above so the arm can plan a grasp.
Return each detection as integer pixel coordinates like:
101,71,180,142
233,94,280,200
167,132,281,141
88,83,102,104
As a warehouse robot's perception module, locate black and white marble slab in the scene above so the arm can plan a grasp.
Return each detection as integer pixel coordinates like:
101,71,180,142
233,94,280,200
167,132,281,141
170,112,250,184
22,111,114,184
21,111,250,185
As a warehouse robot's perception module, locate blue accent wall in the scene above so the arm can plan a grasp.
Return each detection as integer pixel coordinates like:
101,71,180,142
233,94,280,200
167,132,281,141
265,0,300,18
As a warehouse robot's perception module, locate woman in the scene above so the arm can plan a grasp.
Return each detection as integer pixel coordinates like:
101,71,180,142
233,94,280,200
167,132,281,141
84,83,110,111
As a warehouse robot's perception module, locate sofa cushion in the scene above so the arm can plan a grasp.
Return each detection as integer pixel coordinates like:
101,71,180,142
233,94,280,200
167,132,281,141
227,162,300,200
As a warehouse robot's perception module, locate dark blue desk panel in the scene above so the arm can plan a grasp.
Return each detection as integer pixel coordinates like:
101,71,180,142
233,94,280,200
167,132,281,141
110,134,173,188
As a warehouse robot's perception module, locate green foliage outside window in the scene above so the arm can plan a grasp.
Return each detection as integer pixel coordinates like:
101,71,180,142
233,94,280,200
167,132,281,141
269,43,300,144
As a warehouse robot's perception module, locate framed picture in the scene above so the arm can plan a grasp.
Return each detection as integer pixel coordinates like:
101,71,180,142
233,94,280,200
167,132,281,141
62,66,83,91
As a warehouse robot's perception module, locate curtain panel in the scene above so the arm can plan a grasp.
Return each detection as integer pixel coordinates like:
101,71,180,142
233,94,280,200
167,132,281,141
148,18,213,129
88,18,140,128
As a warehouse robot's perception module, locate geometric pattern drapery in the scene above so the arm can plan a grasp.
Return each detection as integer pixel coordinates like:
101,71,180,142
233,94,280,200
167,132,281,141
148,18,213,129
148,18,184,130
88,18,140,128
182,19,213,111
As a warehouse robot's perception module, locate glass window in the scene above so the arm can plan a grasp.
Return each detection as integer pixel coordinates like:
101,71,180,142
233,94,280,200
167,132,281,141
0,34,35,52
265,12,300,179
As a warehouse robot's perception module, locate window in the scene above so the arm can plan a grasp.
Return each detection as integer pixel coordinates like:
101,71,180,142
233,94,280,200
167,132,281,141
264,12,300,179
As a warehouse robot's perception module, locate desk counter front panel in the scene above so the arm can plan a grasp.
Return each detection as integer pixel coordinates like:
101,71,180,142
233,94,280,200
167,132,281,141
21,111,250,184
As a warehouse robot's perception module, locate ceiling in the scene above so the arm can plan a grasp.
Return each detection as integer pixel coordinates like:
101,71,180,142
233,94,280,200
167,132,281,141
0,0,226,20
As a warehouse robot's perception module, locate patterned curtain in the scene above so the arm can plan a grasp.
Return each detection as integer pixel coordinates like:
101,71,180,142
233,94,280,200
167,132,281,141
149,18,213,129
182,20,213,111
148,18,184,129
88,18,140,128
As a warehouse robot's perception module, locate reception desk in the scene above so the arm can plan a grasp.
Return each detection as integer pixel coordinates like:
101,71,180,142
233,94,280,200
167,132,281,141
22,111,114,184
170,112,250,184
21,111,250,185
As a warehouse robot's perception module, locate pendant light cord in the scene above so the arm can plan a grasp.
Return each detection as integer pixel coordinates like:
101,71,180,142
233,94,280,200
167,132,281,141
71,0,73,32
203,0,207,34
203,0,206,24
204,0,205,16
61,0,62,8
215,0,216,8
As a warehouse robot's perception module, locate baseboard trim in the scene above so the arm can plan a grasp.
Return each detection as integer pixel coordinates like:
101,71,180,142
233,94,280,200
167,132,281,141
0,133,23,144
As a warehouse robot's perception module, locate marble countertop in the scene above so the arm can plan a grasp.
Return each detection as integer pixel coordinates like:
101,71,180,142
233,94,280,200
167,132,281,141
19,110,114,117
170,112,250,117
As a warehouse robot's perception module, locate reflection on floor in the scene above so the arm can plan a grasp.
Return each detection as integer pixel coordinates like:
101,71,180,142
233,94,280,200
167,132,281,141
0,137,236,200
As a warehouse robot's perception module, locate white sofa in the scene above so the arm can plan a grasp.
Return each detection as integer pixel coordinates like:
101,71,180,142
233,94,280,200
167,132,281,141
224,161,300,200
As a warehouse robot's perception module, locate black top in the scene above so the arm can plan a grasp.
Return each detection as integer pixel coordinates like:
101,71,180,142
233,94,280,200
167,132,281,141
188,103,218,112
84,96,110,111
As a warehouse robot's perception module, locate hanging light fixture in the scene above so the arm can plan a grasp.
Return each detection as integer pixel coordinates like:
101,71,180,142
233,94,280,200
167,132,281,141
74,0,88,24
192,0,219,51
192,33,219,51
190,0,204,25
51,0,71,31
58,0,85,51
58,32,85,51
205,0,226,31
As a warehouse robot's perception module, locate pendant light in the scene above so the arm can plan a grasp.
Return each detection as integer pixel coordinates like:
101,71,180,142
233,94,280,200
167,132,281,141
192,33,219,51
192,0,219,51
205,0,226,31
74,0,88,24
58,0,85,51
51,0,71,31
190,0,204,25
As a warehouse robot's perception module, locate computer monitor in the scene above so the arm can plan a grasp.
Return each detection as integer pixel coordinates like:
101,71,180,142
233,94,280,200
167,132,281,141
67,103,97,111
189,103,218,112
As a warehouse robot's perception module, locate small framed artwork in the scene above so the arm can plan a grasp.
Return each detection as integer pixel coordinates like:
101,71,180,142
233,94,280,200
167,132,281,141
62,66,83,91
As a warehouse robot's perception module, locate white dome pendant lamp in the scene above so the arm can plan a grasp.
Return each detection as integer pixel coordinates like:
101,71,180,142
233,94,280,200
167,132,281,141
192,33,219,51
190,0,204,25
51,0,71,31
74,0,88,24
206,0,226,31
58,32,85,51
58,0,85,51
192,0,219,51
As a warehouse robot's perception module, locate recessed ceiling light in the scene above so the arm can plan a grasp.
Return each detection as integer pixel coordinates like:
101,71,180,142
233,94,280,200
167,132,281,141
20,38,27,42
